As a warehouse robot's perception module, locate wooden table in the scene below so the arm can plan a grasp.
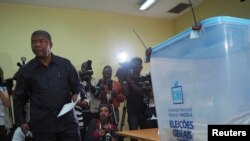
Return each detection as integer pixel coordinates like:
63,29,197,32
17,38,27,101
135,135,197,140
116,128,160,141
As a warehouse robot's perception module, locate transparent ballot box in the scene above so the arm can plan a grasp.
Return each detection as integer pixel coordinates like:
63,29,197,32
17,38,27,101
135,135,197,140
150,16,250,141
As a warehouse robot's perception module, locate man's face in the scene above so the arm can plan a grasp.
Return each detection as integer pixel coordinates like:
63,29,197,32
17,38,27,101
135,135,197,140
103,67,112,80
132,61,143,77
31,34,52,59
99,106,110,123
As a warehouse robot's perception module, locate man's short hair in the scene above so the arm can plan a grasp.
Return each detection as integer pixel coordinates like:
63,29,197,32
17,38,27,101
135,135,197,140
130,57,142,69
99,103,111,112
31,30,52,41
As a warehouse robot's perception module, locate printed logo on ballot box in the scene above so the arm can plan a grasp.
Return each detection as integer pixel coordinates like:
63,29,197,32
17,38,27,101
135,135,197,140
171,81,184,104
169,81,194,141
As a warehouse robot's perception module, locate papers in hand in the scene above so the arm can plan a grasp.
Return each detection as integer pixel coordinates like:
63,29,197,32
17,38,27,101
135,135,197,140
12,127,25,141
57,95,80,117
57,102,76,117
12,127,33,141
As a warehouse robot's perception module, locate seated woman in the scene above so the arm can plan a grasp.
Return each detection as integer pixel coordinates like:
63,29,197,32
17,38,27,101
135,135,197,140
85,104,118,141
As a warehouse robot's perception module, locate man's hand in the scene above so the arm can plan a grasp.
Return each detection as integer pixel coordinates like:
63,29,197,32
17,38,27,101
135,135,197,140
77,100,89,108
83,75,91,82
20,123,30,135
98,129,106,137
72,94,80,103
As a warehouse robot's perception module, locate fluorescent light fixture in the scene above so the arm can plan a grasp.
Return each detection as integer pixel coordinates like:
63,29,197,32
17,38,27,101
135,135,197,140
139,0,158,11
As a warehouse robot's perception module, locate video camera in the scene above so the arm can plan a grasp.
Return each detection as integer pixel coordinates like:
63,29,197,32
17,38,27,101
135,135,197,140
81,60,93,76
116,61,133,83
84,60,93,76
4,57,27,94
104,79,112,90
79,60,93,82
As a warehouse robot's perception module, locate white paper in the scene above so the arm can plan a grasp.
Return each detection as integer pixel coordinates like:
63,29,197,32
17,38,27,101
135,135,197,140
57,102,76,117
57,95,81,117
12,127,25,141
12,127,33,141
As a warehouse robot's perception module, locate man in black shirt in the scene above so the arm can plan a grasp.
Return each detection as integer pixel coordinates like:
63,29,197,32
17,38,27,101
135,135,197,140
14,30,81,141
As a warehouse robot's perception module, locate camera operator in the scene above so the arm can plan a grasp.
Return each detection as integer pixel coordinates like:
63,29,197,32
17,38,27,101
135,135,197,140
78,60,100,140
123,57,151,141
85,104,118,141
95,65,125,125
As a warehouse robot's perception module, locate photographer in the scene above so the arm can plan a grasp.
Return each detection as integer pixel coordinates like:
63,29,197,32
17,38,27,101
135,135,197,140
95,65,125,125
85,104,118,141
123,57,151,141
78,60,100,140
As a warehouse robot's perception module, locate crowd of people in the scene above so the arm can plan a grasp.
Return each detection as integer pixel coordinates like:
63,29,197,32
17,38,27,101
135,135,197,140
1,30,158,141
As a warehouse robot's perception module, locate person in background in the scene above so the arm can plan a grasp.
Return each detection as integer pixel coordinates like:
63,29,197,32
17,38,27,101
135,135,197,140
124,57,151,141
78,60,100,140
85,104,118,141
0,66,11,141
115,62,130,98
14,30,81,141
95,65,125,125
143,73,158,128
74,88,89,141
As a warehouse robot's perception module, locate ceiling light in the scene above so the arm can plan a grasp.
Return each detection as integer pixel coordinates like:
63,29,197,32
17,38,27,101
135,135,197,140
139,0,158,11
